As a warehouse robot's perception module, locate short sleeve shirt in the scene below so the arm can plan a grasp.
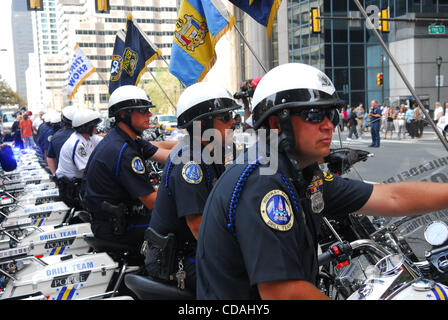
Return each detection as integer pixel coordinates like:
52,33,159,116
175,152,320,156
47,127,75,161
82,126,157,213
56,132,102,179
196,153,373,300
149,145,225,247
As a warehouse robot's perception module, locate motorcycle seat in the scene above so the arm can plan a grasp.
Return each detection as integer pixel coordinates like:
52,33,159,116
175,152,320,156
83,235,136,255
124,274,195,300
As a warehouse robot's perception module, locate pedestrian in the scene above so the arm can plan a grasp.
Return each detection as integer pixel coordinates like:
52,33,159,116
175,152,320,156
396,105,407,140
144,82,239,295
383,105,395,139
380,103,388,133
11,113,23,149
356,103,365,136
346,109,358,140
368,99,382,147
434,102,444,124
406,105,416,138
195,63,448,300
19,111,34,149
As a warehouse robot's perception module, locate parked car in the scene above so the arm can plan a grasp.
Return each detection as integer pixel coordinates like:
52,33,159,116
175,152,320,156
153,114,177,134
2,111,16,136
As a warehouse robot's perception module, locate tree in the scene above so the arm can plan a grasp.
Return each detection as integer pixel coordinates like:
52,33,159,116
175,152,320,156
141,67,183,115
0,76,26,107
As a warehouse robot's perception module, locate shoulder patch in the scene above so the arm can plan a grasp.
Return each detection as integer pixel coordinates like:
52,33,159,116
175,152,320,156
131,156,146,174
260,189,294,231
77,145,88,157
47,135,53,142
323,171,334,182
182,161,203,184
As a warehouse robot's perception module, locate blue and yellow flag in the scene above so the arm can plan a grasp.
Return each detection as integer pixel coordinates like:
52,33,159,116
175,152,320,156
228,0,282,38
169,0,235,87
109,15,162,95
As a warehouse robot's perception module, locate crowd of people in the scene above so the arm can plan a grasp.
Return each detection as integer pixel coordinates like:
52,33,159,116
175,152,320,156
337,100,447,145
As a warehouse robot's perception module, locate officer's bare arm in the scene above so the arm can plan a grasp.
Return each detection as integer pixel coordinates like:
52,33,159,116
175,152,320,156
46,157,57,174
359,182,448,217
139,188,158,210
185,214,202,240
151,140,178,150
258,280,330,300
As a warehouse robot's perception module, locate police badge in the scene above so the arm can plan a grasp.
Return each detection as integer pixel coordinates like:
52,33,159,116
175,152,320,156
131,156,146,174
307,175,324,214
77,145,88,158
260,189,294,231
182,161,203,184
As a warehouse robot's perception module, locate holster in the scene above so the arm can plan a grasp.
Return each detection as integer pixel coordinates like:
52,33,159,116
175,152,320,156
143,227,177,281
57,176,82,208
100,201,129,236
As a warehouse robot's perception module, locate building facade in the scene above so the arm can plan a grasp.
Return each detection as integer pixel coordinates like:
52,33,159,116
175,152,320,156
24,0,177,113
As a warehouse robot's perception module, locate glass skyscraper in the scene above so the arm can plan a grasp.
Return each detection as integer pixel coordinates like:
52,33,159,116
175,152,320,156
287,0,448,108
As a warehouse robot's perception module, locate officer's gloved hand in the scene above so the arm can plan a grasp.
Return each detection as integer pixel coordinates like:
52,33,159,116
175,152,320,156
135,136,156,159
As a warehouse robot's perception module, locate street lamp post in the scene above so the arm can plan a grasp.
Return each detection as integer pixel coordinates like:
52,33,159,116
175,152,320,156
436,56,443,103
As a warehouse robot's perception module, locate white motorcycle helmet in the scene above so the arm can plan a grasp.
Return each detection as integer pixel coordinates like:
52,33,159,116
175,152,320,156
49,112,62,124
108,85,155,118
251,63,344,129
72,109,101,135
176,82,239,129
61,105,78,126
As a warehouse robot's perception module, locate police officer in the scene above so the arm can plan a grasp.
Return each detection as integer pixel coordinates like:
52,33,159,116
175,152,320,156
38,112,61,159
368,99,382,147
47,105,77,173
56,109,102,209
82,85,175,248
196,63,448,300
144,82,238,293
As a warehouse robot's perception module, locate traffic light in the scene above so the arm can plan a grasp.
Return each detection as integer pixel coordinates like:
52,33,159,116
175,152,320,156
95,0,110,13
379,8,390,33
27,0,43,11
376,73,383,86
310,7,321,33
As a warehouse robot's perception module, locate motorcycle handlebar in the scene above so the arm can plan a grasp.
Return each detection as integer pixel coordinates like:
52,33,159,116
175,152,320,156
318,239,392,266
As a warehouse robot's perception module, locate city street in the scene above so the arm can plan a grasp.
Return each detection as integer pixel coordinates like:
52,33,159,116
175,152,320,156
331,127,448,184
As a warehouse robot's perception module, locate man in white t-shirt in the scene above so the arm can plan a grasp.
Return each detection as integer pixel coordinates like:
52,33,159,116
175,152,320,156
56,109,102,208
434,102,444,124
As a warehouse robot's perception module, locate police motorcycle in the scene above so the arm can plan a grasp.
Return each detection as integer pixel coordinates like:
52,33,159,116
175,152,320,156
315,146,448,300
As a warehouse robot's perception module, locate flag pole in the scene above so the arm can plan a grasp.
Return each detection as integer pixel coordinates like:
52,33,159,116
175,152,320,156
233,24,268,74
146,68,177,113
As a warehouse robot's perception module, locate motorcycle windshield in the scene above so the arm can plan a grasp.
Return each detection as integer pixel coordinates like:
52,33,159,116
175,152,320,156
331,112,448,261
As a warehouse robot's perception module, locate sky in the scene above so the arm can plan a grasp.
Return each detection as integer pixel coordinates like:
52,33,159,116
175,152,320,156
0,0,15,91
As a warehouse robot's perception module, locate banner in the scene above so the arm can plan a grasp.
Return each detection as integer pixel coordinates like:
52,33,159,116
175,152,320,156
228,0,282,38
169,0,235,87
108,15,162,95
66,45,96,99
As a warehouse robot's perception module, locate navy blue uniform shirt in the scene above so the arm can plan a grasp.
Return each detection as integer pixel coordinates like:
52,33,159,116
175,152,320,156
82,126,158,213
196,149,373,299
149,144,225,250
47,127,75,162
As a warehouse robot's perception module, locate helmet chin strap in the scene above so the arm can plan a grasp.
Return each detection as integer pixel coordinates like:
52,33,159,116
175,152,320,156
121,110,143,136
277,109,308,198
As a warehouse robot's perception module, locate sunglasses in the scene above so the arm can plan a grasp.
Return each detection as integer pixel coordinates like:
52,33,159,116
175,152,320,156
133,107,152,114
291,108,339,126
214,111,233,123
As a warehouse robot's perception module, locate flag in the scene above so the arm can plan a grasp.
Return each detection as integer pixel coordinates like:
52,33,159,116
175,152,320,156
66,45,96,99
169,0,235,87
108,15,162,95
228,0,282,38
